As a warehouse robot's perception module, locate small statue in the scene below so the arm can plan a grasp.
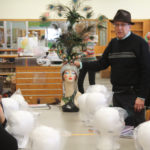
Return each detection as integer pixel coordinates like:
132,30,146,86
61,64,81,112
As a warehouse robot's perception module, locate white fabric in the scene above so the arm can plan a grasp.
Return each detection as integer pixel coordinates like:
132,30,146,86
134,120,150,150
28,125,61,150
94,107,126,150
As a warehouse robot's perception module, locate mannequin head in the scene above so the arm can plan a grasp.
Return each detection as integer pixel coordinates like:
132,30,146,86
134,121,150,150
63,70,77,82
61,63,80,112
61,64,79,82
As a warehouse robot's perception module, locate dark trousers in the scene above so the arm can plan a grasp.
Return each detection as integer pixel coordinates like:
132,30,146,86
78,67,95,93
0,125,18,150
113,92,145,127
145,90,150,107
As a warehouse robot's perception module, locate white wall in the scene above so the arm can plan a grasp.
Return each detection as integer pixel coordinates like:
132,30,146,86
0,0,150,19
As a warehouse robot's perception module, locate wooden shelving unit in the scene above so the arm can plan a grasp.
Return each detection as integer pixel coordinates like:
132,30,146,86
16,66,63,104
130,20,144,37
0,49,17,93
28,29,45,39
0,49,18,58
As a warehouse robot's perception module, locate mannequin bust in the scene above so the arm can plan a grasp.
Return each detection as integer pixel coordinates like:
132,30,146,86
94,107,126,150
134,120,150,150
61,64,81,112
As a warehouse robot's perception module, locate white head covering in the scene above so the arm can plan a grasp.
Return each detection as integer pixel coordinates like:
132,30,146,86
7,110,34,148
77,93,89,122
2,97,19,119
94,107,125,133
134,120,150,150
11,89,28,110
94,107,126,150
61,64,79,78
28,125,61,150
86,84,113,105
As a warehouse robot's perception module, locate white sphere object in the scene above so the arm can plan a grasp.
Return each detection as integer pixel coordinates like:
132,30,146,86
11,94,28,109
94,107,125,150
28,126,61,150
94,107,124,133
85,93,109,127
86,93,108,115
135,121,150,150
2,97,19,119
86,84,112,104
8,110,34,136
77,93,88,122
86,84,108,94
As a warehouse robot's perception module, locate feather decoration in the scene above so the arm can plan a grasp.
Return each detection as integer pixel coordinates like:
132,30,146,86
86,11,93,18
41,0,108,62
72,0,78,3
83,6,92,11
97,15,108,30
48,4,55,10
98,15,107,21
40,16,48,22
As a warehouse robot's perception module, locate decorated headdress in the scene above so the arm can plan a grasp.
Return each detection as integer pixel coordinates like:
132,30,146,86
40,0,107,63
61,63,79,77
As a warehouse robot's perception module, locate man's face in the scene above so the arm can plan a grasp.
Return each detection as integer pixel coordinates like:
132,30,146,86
113,21,131,39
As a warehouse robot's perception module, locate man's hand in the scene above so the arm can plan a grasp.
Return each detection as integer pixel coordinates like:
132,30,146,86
74,61,81,68
134,97,145,112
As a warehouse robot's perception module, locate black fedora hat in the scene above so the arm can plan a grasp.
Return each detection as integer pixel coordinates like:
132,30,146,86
110,9,134,25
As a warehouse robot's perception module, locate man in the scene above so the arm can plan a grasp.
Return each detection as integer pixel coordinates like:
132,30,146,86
75,9,150,127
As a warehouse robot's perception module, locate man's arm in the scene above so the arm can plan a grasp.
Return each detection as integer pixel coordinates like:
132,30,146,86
74,42,112,71
135,40,150,99
134,40,150,111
